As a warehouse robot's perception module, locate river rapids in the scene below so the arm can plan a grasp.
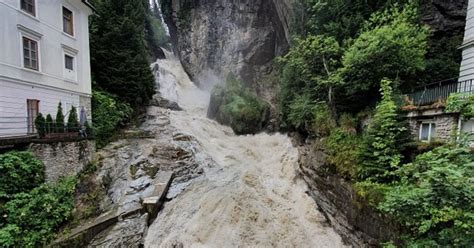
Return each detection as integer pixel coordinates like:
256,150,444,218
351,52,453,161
143,50,348,247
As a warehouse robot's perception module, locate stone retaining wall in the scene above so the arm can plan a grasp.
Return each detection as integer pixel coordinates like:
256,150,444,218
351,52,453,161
406,108,459,142
30,139,95,182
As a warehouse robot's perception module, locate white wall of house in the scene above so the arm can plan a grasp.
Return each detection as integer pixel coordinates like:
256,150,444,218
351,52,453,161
0,0,93,137
459,0,474,83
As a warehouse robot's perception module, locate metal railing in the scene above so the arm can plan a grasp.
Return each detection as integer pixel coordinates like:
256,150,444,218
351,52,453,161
408,79,474,106
0,117,93,139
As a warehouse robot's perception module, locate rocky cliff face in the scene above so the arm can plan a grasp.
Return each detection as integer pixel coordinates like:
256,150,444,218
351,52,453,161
162,0,290,95
420,0,467,36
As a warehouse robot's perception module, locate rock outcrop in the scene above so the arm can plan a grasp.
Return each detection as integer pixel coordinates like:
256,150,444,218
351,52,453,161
162,0,290,94
420,0,468,36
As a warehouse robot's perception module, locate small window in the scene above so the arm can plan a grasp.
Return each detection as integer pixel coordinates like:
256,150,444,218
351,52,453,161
20,0,35,16
65,54,74,70
420,123,436,142
62,7,74,36
22,37,38,70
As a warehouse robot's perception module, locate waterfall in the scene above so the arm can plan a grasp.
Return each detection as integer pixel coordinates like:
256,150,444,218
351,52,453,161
143,5,348,247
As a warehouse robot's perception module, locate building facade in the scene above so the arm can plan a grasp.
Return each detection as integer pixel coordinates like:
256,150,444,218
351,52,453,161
0,0,93,137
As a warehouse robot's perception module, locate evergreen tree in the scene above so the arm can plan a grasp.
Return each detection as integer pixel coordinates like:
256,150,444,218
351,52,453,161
55,102,65,133
90,0,155,109
34,113,45,138
67,106,79,132
357,80,408,182
45,114,53,134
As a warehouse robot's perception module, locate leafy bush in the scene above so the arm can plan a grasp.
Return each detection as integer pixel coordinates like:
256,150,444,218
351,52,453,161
324,128,361,178
379,144,474,246
92,90,133,147
67,106,79,133
287,94,317,131
311,103,336,136
55,102,65,133
34,113,45,138
0,177,76,247
358,80,409,182
446,93,474,119
209,74,270,135
0,152,44,199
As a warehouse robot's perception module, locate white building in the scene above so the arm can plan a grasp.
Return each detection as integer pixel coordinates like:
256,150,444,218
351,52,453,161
459,0,474,135
0,0,94,137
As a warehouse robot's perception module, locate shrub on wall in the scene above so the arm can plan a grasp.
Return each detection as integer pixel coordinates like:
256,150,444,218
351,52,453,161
45,114,54,135
67,106,80,133
34,113,46,138
55,102,65,133
0,151,44,199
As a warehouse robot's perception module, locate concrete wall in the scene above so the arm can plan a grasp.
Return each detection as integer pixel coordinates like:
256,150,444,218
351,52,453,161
30,139,95,182
0,0,93,136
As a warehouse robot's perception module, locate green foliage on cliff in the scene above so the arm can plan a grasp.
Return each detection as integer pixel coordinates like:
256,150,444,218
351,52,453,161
90,0,155,109
379,142,474,246
357,80,409,182
209,74,270,135
0,152,44,199
341,5,428,106
277,35,342,128
0,177,76,247
92,90,133,148
279,2,427,128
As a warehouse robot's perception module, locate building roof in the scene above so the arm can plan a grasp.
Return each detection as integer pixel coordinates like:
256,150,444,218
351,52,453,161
81,0,96,12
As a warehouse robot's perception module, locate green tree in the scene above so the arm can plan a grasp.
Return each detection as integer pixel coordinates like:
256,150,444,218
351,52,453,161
358,80,408,182
45,114,53,135
34,113,45,138
66,106,79,133
278,35,342,127
55,102,65,133
340,3,428,111
90,0,155,109
0,152,44,199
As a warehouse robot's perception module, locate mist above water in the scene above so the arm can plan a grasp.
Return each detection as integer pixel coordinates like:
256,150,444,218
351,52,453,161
145,50,348,247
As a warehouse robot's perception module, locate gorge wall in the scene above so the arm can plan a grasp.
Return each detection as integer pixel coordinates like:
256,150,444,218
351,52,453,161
161,0,291,99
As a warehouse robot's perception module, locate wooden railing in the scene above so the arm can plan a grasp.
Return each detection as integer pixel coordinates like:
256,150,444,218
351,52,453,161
408,79,474,106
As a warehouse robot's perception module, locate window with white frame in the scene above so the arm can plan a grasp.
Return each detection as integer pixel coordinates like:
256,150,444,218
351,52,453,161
63,52,77,81
419,122,436,142
62,7,74,36
22,36,39,70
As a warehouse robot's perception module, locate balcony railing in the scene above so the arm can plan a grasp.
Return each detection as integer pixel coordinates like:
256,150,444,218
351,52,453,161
0,117,92,139
408,79,474,106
